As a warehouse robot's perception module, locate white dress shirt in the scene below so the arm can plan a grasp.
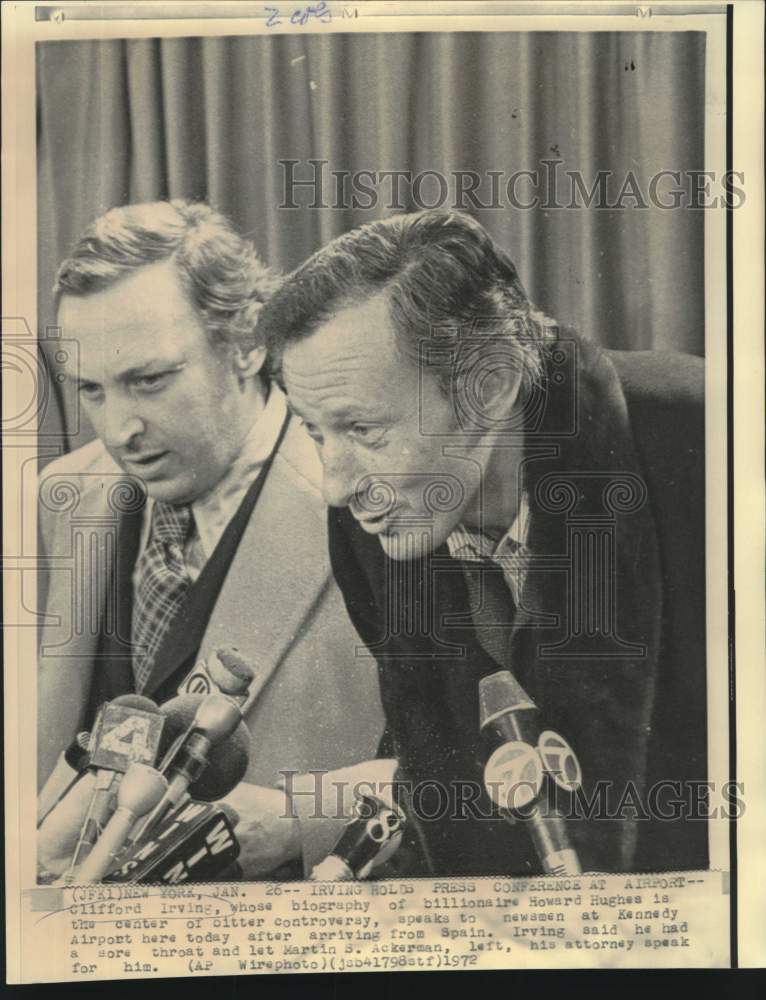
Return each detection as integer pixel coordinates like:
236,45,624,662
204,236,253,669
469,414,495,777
134,384,288,585
446,491,531,605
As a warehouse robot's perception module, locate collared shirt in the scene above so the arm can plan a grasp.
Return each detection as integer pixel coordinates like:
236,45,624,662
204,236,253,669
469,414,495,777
446,491,531,606
135,384,288,584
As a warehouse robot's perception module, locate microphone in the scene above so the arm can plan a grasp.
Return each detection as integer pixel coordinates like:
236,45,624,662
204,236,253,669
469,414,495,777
177,646,255,704
479,670,583,876
37,731,91,826
38,696,168,877
310,794,407,881
156,693,251,799
207,647,254,704
65,731,91,769
65,695,165,876
104,801,240,884
129,693,249,846
76,764,168,883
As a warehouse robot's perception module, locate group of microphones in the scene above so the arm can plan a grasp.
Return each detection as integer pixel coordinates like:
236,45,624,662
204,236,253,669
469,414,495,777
37,648,254,885
479,669,583,875
305,666,585,881
38,645,582,884
37,647,408,886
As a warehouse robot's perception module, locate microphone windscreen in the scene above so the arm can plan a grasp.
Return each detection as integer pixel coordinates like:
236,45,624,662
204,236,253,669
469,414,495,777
478,670,537,731
213,647,254,684
159,695,250,800
63,732,91,772
207,647,254,697
111,694,160,712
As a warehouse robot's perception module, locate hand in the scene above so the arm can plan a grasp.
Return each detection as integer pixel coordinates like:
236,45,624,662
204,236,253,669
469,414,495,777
38,772,98,877
221,783,301,878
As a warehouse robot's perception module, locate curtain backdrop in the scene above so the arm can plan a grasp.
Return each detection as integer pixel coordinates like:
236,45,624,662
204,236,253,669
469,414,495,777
37,31,705,454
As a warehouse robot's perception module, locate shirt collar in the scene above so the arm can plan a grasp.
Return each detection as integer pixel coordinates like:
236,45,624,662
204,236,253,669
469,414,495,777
192,385,287,554
142,383,287,558
446,491,530,564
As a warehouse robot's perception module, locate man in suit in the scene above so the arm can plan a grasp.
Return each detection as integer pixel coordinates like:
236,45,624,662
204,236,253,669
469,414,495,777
256,209,708,876
37,201,388,878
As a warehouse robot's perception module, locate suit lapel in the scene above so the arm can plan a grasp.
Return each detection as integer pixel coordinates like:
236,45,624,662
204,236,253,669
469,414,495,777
173,418,332,707
88,496,143,704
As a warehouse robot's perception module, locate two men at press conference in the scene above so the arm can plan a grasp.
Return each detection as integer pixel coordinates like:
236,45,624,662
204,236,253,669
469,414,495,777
256,209,708,876
40,203,708,879
37,201,388,879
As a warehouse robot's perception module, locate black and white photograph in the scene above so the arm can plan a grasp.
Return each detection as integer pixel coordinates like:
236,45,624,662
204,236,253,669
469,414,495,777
3,0,764,983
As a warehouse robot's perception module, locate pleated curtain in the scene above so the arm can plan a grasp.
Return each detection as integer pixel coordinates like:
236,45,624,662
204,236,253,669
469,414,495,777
37,31,705,453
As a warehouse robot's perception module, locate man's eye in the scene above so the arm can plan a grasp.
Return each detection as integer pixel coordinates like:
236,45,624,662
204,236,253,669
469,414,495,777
133,373,168,392
350,423,385,444
77,383,103,401
301,420,323,442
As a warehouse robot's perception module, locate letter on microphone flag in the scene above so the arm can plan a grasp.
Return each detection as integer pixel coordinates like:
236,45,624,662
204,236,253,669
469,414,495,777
104,800,240,884
89,702,166,772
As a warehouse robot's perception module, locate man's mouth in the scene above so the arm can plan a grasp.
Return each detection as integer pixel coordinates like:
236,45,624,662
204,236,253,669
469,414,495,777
352,504,401,534
122,451,170,475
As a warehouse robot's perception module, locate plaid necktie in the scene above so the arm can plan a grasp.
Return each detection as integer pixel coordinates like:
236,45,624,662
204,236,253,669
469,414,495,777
132,501,193,692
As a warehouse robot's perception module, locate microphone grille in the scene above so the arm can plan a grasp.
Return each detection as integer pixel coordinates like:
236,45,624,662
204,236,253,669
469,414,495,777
478,670,537,732
214,647,254,684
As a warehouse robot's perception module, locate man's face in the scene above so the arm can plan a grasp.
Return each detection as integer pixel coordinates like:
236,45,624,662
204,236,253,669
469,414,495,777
282,294,490,560
59,259,259,504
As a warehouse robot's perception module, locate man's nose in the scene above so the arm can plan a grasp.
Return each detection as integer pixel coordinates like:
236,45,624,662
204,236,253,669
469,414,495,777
102,396,145,451
319,441,358,508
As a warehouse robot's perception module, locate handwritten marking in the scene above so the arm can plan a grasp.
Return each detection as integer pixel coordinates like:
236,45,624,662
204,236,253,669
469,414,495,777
34,889,236,925
264,3,358,29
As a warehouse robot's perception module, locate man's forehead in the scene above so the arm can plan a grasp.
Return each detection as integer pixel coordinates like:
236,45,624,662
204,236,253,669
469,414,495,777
58,260,196,331
59,315,200,384
283,295,398,373
58,263,208,372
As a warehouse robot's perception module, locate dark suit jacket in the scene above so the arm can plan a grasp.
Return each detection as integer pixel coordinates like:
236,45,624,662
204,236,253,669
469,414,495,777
328,332,707,876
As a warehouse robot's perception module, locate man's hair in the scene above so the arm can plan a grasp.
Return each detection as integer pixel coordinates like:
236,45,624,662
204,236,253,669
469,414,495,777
54,200,280,352
258,209,558,401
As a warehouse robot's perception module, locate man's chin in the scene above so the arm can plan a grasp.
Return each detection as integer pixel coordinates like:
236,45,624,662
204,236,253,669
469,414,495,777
142,478,197,506
377,527,439,561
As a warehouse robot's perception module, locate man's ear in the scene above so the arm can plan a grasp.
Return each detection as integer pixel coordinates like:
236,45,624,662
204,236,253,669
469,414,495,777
459,358,522,429
233,344,267,380
477,365,522,416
